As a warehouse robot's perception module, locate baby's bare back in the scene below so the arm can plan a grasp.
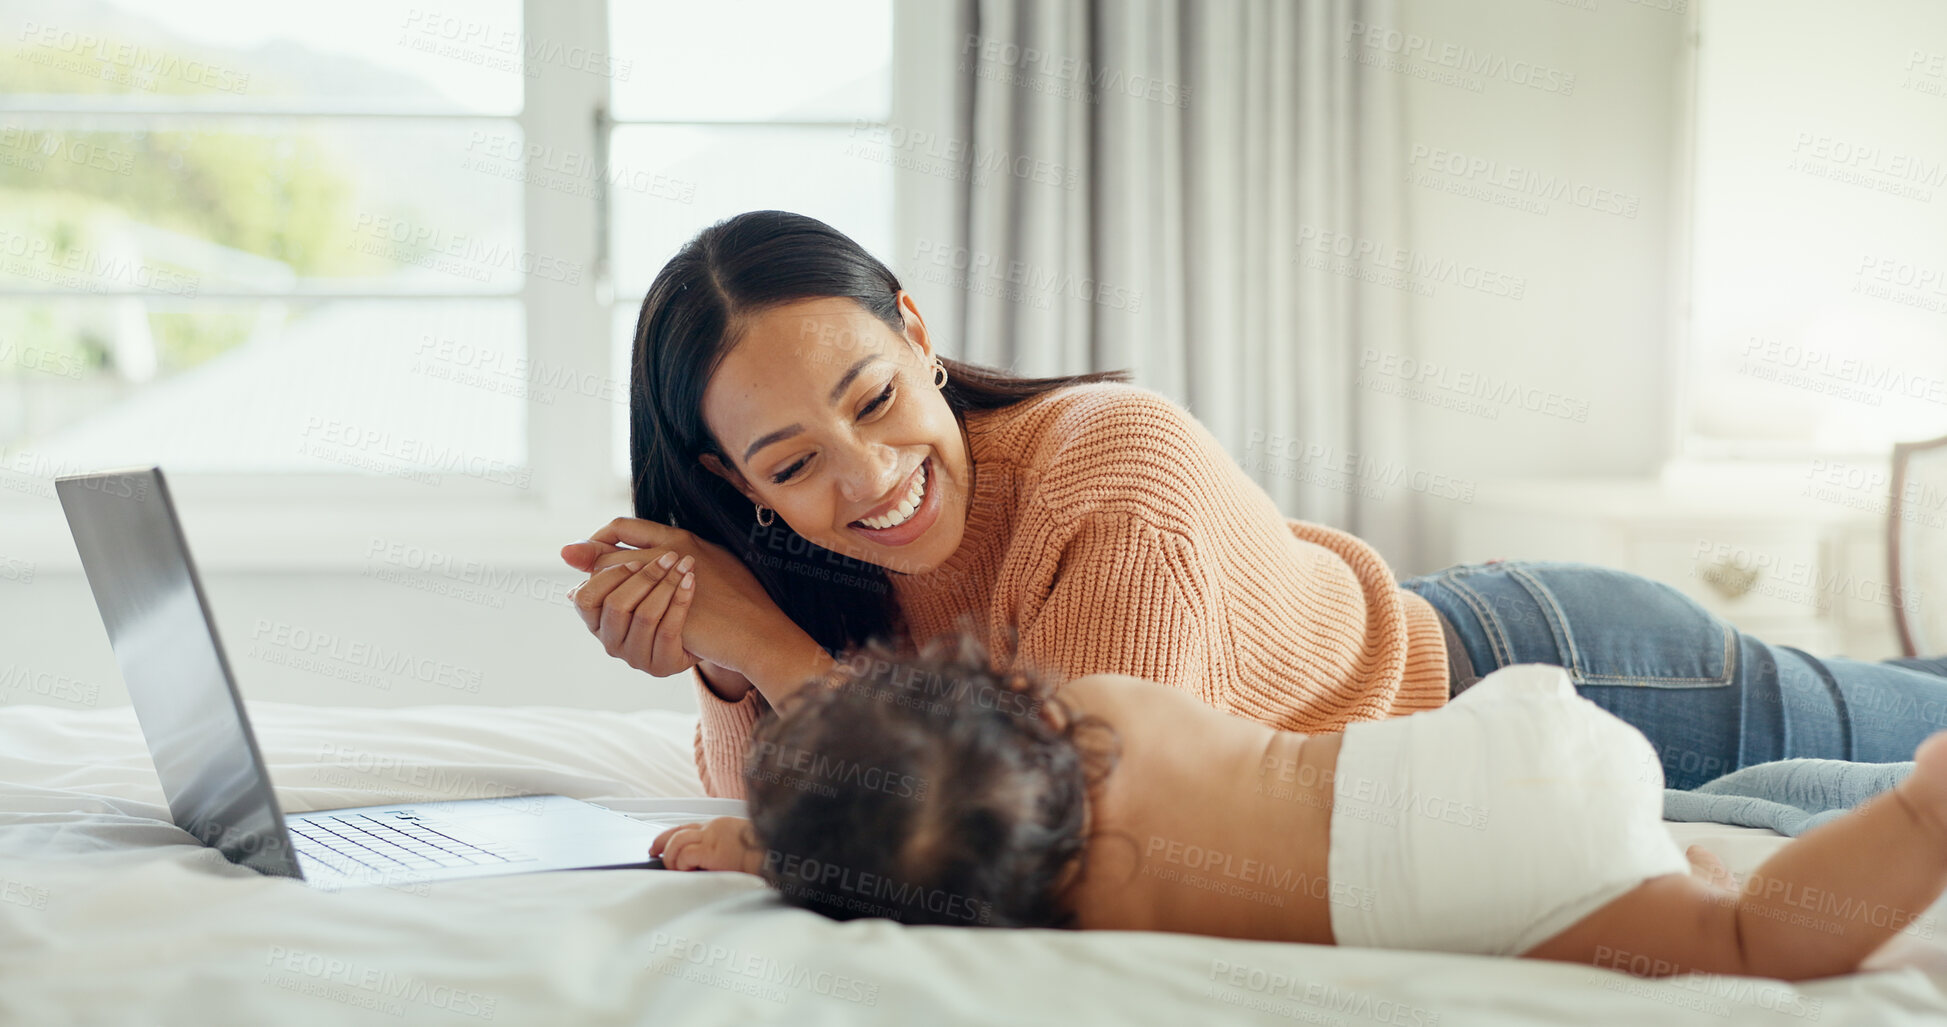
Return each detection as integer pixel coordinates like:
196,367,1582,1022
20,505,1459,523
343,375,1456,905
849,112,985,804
1056,672,1344,943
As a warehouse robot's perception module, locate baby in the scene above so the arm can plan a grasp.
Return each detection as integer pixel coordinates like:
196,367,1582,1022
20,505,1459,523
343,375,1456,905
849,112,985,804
657,632,1947,980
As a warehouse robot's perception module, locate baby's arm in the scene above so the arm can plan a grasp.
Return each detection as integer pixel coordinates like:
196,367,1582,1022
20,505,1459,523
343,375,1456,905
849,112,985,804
1526,732,1947,981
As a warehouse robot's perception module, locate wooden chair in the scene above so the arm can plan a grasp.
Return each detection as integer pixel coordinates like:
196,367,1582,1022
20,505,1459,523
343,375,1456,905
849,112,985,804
1888,433,1947,657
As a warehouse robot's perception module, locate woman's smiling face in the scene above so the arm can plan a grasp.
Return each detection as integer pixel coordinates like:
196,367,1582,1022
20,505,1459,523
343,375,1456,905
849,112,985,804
698,291,972,577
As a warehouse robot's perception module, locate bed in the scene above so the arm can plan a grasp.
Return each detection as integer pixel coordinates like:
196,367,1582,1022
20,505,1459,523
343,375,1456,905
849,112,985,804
4,700,1946,1026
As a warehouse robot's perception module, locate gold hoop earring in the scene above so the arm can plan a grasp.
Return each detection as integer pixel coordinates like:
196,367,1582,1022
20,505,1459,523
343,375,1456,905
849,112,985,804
754,505,775,527
933,361,948,389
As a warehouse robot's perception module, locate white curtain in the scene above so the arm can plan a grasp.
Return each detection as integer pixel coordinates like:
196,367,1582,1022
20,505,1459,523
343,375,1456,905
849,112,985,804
930,0,1423,568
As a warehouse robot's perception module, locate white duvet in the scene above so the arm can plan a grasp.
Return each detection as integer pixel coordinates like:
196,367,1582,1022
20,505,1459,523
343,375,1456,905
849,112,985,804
3,700,1946,1026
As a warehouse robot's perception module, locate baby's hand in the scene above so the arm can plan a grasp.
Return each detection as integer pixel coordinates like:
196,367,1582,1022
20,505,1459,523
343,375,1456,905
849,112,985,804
650,816,764,874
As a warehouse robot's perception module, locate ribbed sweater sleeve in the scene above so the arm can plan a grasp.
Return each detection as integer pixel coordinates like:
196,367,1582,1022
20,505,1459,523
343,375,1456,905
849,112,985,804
690,666,768,798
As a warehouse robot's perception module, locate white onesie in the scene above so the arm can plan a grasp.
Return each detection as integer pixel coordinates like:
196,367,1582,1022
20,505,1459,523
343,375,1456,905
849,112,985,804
1326,663,1691,956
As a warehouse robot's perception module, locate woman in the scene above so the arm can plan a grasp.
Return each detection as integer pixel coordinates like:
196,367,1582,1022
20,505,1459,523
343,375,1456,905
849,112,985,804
668,632,1947,983
561,209,1947,804
563,209,1447,799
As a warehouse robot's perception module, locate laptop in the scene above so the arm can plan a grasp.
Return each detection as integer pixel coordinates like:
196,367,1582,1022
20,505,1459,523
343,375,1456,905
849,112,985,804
55,466,741,890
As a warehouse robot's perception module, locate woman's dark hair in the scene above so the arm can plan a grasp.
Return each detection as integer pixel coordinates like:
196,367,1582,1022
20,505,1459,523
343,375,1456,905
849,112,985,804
742,628,1120,928
628,209,1131,657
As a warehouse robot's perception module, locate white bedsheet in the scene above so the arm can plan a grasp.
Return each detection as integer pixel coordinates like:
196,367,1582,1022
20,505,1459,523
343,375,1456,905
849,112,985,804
3,700,1945,1026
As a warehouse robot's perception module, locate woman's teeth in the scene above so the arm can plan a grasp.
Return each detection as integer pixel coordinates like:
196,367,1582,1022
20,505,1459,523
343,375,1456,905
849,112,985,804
857,462,927,530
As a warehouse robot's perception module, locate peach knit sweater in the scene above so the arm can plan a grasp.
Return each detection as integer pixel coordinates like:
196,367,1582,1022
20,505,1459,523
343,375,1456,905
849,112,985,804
690,382,1451,797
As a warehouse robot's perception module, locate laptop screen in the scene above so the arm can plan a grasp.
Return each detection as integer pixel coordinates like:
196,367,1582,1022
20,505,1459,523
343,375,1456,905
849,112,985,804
56,468,301,878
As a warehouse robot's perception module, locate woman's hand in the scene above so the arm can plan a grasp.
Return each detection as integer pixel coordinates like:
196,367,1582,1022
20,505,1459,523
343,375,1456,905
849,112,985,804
561,517,832,702
650,816,765,874
563,539,701,678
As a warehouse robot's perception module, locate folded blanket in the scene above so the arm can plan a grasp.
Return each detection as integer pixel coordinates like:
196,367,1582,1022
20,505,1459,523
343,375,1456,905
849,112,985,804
1663,758,1912,837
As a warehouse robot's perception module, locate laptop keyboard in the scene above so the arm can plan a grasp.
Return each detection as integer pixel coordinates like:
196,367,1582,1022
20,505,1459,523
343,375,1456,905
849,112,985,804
289,811,535,875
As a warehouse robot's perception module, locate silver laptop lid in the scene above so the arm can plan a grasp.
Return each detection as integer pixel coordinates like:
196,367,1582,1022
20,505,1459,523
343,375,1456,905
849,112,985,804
55,467,300,878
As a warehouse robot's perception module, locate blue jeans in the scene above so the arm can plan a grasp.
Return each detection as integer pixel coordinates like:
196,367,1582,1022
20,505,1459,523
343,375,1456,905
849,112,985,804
1399,560,1947,790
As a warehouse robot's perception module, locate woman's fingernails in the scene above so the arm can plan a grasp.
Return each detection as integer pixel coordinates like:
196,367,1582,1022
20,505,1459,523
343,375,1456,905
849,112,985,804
624,561,644,573
681,572,694,590
657,551,677,569
677,555,695,573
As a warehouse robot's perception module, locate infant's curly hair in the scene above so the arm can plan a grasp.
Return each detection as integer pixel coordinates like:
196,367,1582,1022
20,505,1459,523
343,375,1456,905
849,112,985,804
742,626,1120,928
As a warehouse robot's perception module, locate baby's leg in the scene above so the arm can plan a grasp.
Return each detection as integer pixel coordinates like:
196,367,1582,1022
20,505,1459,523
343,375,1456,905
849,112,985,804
1683,845,1738,892
1526,732,1947,981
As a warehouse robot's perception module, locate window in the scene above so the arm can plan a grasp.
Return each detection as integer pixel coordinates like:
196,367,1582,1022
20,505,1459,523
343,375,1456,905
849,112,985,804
603,0,893,478
1682,0,1947,458
1,0,528,495
0,0,896,535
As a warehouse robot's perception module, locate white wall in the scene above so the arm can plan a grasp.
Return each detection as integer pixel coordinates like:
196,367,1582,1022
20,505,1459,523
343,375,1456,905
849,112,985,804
1388,0,1692,575
0,565,697,714
1686,0,1947,453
